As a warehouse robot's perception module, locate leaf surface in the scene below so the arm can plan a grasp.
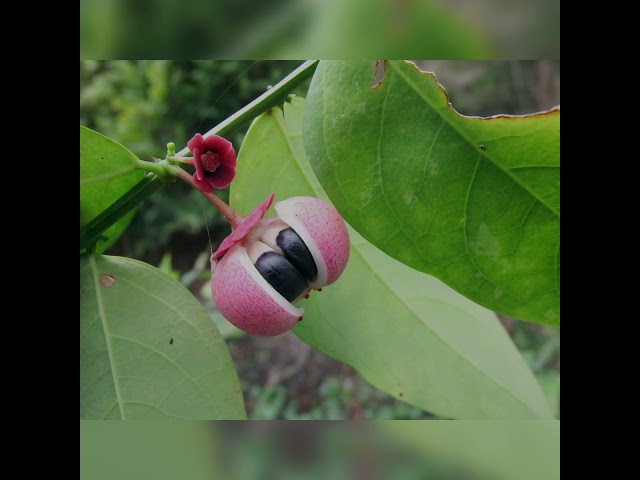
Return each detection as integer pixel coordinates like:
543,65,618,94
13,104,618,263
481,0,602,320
80,126,143,252
80,254,246,419
303,61,560,325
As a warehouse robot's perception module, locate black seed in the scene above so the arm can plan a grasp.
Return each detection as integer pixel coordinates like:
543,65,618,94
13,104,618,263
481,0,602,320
254,251,309,302
276,228,318,282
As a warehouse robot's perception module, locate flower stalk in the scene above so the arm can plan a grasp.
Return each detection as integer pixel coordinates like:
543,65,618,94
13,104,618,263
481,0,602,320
171,166,244,229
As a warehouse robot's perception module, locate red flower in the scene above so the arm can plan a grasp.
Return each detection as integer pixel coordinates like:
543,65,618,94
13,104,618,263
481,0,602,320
187,133,237,192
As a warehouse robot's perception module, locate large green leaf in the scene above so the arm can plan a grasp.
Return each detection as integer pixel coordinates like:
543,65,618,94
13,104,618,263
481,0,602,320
80,254,246,419
230,97,552,419
80,126,143,253
303,61,560,326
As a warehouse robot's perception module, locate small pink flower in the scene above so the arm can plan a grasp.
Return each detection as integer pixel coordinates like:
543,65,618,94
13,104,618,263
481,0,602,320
187,133,237,192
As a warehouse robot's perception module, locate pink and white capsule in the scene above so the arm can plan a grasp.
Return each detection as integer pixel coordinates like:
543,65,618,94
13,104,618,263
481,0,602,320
210,194,350,336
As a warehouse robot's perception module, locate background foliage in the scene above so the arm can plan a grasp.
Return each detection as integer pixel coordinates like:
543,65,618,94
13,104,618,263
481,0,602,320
80,0,560,59
80,60,559,419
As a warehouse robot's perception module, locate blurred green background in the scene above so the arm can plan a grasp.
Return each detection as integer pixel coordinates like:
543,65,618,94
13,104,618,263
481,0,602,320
80,60,560,420
79,0,560,59
80,421,559,480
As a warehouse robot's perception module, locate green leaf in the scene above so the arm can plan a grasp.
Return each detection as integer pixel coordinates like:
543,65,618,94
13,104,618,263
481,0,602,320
303,61,560,326
80,126,144,253
80,254,246,419
230,97,552,419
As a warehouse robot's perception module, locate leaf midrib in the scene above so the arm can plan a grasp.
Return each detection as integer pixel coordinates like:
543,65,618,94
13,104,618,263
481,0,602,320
276,103,549,419
89,255,126,419
389,60,560,218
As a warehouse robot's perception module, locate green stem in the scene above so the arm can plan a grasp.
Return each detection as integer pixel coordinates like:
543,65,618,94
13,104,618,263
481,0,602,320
136,158,243,227
80,174,165,251
136,158,172,177
175,60,318,156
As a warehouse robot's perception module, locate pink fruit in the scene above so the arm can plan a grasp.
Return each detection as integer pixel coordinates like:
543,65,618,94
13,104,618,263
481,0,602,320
210,194,350,336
